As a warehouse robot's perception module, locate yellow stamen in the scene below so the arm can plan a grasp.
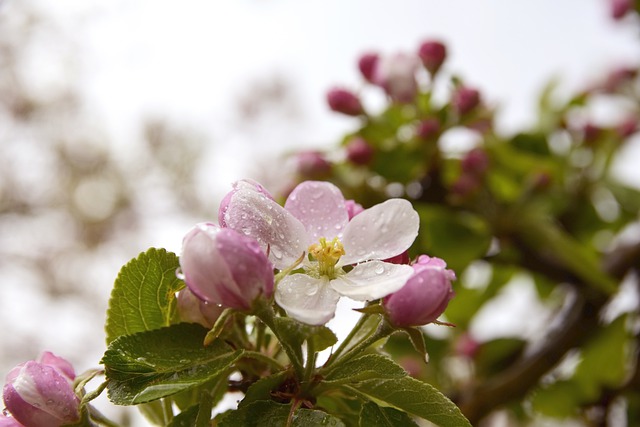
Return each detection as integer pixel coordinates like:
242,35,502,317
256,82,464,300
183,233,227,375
308,237,345,278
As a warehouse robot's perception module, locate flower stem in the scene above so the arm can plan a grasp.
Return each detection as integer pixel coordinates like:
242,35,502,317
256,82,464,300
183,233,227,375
303,339,317,386
323,311,381,367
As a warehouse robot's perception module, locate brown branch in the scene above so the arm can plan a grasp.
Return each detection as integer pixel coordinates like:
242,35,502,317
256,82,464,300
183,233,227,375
455,240,640,424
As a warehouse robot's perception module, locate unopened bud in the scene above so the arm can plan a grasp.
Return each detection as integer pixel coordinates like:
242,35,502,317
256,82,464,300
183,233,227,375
416,118,441,140
296,151,332,178
177,287,224,328
617,116,639,138
358,52,379,83
373,53,419,103
327,88,364,116
346,137,374,165
383,255,455,327
344,200,364,219
461,148,489,176
2,352,80,427
452,86,481,116
418,40,447,76
610,0,634,20
180,223,274,311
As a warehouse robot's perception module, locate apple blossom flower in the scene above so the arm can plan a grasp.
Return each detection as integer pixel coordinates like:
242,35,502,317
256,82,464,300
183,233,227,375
221,181,419,325
179,223,274,311
373,53,420,103
3,352,80,427
219,179,275,228
383,255,455,327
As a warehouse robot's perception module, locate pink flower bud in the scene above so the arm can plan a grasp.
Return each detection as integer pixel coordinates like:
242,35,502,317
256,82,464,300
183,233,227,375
610,0,633,20
452,86,481,116
296,151,332,178
0,414,25,427
219,180,275,227
416,118,440,140
582,123,602,145
603,67,637,93
373,53,419,103
383,255,455,327
346,137,374,165
418,40,447,76
180,223,274,311
327,88,364,116
461,148,489,176
617,116,639,138
455,333,480,359
177,287,225,328
344,200,364,219
358,52,379,83
3,353,80,427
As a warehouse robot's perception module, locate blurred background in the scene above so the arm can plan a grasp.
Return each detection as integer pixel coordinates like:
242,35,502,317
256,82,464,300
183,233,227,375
0,0,639,425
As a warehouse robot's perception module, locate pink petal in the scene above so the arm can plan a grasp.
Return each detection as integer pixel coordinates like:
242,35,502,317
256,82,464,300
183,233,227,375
275,274,340,325
330,261,414,301
284,181,349,242
340,199,419,265
222,188,307,269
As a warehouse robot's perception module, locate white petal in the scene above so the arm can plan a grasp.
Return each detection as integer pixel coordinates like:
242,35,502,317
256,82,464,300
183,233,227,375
330,261,414,301
284,181,349,241
223,188,307,269
340,199,419,265
275,274,340,325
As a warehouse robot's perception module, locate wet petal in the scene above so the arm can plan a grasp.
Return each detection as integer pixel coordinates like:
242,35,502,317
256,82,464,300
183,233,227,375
223,187,307,269
284,181,349,241
340,199,419,265
330,261,414,301
275,274,340,325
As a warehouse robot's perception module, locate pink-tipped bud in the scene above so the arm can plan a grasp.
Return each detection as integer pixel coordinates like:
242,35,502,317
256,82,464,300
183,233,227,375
461,148,489,176
327,88,364,116
358,52,379,83
296,151,332,178
180,223,274,311
617,116,639,138
383,255,455,327
452,87,481,116
418,40,447,76
344,200,364,220
177,287,225,328
610,0,633,20
219,180,275,228
3,353,80,427
416,118,441,140
346,137,374,165
582,123,602,144
603,67,637,93
373,53,420,103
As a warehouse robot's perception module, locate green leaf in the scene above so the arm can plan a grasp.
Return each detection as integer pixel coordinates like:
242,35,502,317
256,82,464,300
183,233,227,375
341,363,471,427
102,323,243,405
217,401,346,427
531,380,581,418
346,378,470,427
359,401,418,427
272,317,337,362
105,248,184,344
168,405,199,427
415,205,491,272
241,371,290,406
324,354,406,384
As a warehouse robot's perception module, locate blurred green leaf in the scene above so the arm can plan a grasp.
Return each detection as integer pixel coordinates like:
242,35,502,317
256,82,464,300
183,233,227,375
475,338,527,378
415,204,492,272
102,323,242,405
531,380,582,418
217,401,346,427
359,401,418,427
510,133,551,156
105,248,184,344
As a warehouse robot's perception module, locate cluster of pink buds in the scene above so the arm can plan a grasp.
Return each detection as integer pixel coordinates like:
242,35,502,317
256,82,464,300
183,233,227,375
2,352,80,427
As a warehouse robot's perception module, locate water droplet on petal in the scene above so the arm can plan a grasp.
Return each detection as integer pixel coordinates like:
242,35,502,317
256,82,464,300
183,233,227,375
305,287,318,296
375,265,385,275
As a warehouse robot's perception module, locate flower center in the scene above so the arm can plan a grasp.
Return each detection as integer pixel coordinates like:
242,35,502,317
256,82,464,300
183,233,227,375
308,237,345,278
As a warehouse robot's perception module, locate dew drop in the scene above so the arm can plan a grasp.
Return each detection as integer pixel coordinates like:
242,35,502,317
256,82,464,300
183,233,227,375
305,287,318,296
271,247,283,260
179,359,189,364
375,265,385,275
136,357,147,363
46,399,55,406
